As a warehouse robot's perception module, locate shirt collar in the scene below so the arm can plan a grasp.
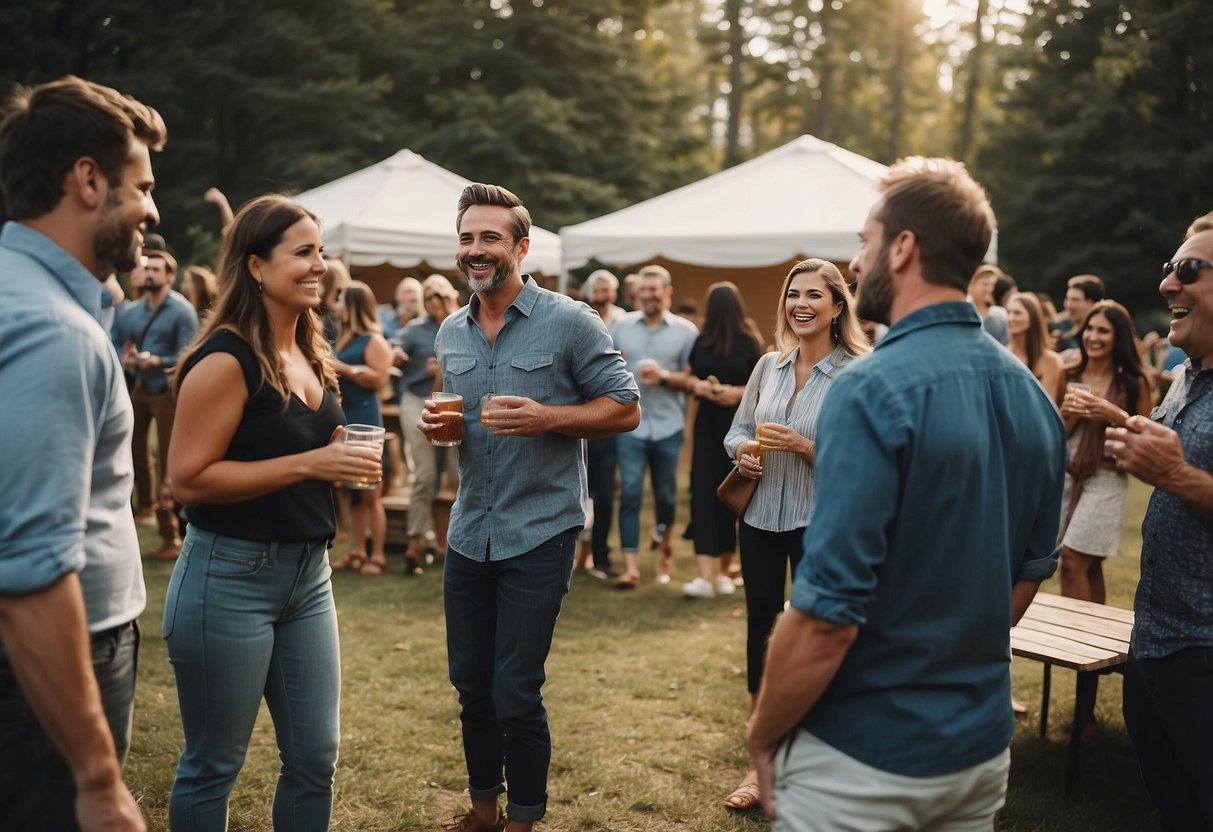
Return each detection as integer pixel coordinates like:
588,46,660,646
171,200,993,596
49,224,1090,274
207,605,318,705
1,221,106,322
877,301,981,350
773,344,849,377
466,273,539,323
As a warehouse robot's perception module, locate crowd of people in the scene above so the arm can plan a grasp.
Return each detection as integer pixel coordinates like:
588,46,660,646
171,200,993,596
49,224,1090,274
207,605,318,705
1,74,1211,832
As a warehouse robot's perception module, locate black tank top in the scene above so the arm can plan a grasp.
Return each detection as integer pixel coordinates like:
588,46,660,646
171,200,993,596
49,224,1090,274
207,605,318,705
180,329,343,541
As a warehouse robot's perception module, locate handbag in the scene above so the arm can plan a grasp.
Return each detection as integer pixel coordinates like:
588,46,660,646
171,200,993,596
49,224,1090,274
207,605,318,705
716,352,774,516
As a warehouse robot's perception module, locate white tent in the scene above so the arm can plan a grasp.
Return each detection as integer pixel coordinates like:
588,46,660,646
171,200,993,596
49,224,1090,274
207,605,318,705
293,149,562,275
559,134,996,277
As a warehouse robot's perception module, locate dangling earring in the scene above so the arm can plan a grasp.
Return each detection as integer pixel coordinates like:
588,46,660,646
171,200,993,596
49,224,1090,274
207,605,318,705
252,272,263,294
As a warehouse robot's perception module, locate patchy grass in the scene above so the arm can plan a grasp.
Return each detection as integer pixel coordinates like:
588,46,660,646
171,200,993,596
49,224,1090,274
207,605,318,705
125,478,1158,830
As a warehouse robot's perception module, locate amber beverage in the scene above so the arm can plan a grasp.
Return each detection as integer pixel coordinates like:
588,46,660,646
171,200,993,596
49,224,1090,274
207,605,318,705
430,392,464,446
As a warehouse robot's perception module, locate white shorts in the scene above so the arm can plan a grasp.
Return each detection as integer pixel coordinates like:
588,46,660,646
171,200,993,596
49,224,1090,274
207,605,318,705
772,730,1010,832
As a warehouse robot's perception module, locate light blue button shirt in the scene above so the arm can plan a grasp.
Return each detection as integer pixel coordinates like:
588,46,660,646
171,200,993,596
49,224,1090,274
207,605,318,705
0,222,145,633
436,277,639,561
609,310,698,441
110,290,198,393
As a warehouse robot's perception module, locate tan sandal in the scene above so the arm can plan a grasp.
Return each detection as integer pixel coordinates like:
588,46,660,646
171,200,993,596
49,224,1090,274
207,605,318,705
330,551,366,571
359,556,387,576
723,780,760,812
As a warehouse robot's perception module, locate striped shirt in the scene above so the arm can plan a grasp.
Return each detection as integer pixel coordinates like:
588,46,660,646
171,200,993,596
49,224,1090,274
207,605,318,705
724,345,855,532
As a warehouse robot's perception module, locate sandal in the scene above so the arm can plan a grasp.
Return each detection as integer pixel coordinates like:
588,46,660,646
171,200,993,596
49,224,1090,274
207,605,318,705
403,554,424,576
723,779,761,812
359,556,388,576
330,551,366,571
614,573,639,590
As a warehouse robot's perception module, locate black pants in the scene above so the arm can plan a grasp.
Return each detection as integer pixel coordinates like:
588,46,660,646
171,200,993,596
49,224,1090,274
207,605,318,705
1123,646,1213,832
738,520,805,694
585,436,617,570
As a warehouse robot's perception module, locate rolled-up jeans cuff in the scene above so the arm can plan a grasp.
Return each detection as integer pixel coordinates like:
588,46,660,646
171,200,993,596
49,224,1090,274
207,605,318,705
506,797,546,822
468,781,506,801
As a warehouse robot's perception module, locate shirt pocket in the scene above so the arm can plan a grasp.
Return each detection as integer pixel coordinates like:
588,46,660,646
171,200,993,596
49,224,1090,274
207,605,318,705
510,352,556,401
443,354,478,398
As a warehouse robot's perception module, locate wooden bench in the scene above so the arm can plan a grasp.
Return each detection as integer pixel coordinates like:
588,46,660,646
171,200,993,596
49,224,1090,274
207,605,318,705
1010,593,1134,795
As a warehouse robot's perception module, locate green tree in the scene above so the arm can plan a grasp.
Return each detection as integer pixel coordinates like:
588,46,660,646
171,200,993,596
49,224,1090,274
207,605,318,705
977,0,1213,315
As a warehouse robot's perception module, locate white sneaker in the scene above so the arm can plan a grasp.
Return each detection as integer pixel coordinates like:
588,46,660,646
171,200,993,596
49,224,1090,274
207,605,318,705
714,575,736,595
682,577,715,598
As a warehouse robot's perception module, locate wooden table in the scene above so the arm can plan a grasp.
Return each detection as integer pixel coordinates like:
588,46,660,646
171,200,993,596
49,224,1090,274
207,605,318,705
1010,592,1134,795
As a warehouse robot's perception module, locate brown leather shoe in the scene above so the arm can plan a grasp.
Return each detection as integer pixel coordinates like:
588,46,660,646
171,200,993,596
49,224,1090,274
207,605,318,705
441,810,505,831
149,540,182,561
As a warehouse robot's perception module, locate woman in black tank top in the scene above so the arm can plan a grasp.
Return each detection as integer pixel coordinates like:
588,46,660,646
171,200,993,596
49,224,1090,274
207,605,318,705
163,195,381,829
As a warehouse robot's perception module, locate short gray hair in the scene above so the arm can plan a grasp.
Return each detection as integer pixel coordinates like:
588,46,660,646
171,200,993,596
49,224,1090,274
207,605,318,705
583,269,619,293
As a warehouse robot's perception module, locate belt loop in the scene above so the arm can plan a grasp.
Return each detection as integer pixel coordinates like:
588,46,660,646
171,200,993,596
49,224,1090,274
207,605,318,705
266,541,280,560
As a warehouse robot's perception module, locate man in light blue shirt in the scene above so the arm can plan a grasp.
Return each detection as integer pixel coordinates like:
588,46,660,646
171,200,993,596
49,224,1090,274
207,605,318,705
748,158,1065,831
110,238,197,557
421,184,638,831
609,265,698,587
0,75,164,832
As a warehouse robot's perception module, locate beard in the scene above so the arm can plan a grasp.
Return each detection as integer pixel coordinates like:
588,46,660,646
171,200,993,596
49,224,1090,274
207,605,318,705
93,194,142,274
855,243,894,326
460,254,514,295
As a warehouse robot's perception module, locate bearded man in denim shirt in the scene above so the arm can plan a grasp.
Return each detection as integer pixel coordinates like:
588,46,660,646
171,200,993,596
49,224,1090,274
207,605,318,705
747,158,1065,831
420,184,639,832
1106,212,1213,831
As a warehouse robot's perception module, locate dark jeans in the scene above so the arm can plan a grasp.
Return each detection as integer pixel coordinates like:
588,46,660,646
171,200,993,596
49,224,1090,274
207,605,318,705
1123,647,1213,831
739,521,804,694
444,529,578,822
586,436,617,570
0,619,140,832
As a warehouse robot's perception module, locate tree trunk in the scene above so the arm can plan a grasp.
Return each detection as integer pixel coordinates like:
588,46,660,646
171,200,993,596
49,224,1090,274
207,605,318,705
724,0,745,167
888,0,909,160
956,0,988,160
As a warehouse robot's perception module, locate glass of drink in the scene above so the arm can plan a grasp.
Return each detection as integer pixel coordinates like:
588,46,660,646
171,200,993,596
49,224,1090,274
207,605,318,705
757,422,782,452
343,424,386,490
1068,382,1092,395
430,392,464,446
481,392,503,425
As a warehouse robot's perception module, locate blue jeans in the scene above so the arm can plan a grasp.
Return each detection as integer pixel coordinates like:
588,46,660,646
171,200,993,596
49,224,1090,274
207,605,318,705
616,431,683,551
163,527,340,832
0,619,139,832
444,529,578,822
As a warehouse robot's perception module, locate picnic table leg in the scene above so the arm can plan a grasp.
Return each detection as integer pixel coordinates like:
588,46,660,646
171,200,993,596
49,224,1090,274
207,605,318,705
1065,671,1099,797
1039,663,1052,739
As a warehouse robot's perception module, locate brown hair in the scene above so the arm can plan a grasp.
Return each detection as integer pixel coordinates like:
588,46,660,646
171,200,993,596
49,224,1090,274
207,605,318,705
0,76,166,219
456,183,531,242
1007,291,1050,378
183,264,218,317
336,280,382,349
698,281,762,360
1186,211,1213,240
175,194,336,402
875,157,995,292
773,259,870,358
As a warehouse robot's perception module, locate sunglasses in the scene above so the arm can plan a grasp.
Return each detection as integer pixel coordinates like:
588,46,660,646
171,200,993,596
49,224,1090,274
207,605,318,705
1162,258,1213,284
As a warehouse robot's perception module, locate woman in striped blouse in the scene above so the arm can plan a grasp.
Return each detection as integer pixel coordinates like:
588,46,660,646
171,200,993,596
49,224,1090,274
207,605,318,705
720,258,870,812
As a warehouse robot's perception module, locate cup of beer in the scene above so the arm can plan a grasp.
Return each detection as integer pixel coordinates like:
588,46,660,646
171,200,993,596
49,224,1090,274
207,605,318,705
481,392,502,425
430,392,464,446
343,424,386,489
757,422,782,452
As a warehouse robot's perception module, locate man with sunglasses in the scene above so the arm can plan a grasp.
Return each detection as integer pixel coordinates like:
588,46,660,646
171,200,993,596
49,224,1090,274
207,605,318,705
1105,214,1213,831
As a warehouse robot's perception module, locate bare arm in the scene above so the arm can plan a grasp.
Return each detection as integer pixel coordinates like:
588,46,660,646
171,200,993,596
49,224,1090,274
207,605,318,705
748,609,858,820
1107,416,1213,517
334,334,393,391
203,187,234,237
0,575,144,832
474,394,639,440
1011,579,1042,625
168,351,380,505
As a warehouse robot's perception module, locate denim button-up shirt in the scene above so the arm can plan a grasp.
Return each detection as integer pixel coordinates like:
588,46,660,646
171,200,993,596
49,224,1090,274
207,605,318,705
1133,361,1213,658
110,289,198,393
436,276,639,561
0,222,145,633
789,302,1065,777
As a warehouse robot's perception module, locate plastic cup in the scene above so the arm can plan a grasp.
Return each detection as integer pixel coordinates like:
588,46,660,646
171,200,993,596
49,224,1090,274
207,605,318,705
343,424,385,489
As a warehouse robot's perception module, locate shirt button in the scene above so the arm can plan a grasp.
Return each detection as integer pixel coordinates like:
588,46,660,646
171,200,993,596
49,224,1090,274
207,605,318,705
487,506,492,512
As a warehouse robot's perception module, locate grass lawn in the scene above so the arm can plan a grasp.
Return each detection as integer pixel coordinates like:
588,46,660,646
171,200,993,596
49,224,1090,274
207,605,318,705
124,478,1159,831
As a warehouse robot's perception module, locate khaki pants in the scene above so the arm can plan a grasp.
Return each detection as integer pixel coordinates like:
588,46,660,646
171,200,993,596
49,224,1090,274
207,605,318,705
131,384,175,510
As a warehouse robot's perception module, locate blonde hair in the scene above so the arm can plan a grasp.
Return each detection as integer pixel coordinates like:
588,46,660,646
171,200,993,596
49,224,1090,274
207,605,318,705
773,259,870,358
175,194,336,403
422,273,461,318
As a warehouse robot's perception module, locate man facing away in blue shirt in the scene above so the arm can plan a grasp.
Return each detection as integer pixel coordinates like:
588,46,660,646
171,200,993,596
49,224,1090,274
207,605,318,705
0,75,165,832
1106,211,1213,831
420,183,639,832
748,157,1066,831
